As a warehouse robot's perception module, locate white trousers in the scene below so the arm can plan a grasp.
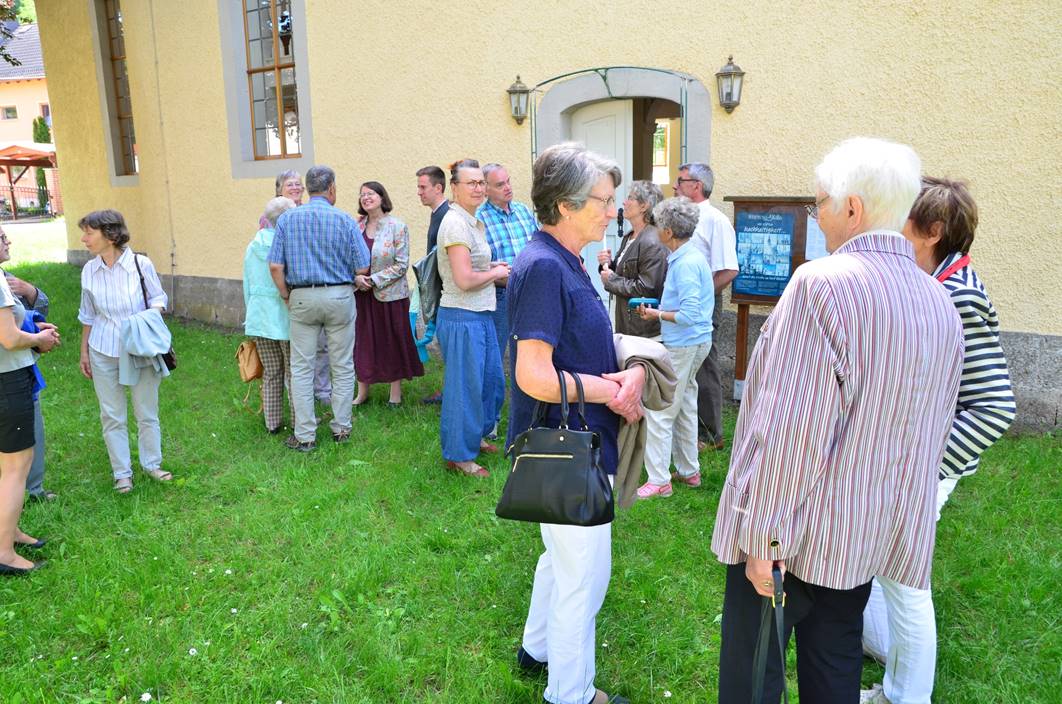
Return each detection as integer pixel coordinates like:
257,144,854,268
522,517,613,704
862,476,960,703
643,342,710,485
89,348,163,480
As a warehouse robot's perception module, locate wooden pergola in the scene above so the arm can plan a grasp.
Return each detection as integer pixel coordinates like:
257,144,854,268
0,142,57,220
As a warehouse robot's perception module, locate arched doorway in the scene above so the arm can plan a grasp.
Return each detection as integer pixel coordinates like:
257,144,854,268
530,67,712,297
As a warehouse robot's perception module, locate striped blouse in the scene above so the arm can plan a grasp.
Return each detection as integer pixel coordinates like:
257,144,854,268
79,248,168,357
711,232,964,591
933,252,1016,480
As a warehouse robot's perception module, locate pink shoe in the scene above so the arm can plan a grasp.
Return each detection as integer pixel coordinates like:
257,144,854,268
671,471,701,488
636,482,673,499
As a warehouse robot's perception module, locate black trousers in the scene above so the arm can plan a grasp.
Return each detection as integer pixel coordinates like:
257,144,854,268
718,563,872,704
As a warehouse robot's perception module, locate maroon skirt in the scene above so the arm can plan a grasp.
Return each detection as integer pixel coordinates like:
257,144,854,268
354,292,425,384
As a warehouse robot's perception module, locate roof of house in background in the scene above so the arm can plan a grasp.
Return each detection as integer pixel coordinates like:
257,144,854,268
0,23,44,81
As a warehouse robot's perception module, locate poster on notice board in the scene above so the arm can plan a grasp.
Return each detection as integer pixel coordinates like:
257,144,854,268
733,211,795,297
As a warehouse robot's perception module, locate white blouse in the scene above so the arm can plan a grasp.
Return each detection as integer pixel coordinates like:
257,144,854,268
79,248,167,357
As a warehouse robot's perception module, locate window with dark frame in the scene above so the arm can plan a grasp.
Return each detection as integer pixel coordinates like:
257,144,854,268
1,106,16,120
102,0,137,175
242,0,301,160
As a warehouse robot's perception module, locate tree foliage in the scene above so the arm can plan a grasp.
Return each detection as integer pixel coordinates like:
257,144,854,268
32,115,49,144
0,4,21,68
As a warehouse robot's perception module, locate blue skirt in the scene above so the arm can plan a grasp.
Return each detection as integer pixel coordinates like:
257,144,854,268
436,306,504,462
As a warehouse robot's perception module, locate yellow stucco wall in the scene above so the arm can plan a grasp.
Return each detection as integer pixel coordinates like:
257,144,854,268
36,1,1062,335
0,78,49,142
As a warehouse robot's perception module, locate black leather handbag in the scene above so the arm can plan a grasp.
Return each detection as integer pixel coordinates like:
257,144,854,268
496,370,614,527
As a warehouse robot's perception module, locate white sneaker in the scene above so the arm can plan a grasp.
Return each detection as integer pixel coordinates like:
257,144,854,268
860,684,890,703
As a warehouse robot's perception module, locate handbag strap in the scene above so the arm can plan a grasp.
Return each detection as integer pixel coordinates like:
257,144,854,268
526,369,591,432
751,565,789,704
132,253,150,311
555,368,570,429
568,371,591,430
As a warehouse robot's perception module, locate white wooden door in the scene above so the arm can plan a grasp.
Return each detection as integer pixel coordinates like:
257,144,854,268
568,99,633,300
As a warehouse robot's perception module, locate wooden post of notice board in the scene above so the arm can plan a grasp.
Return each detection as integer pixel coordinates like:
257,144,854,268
724,195,818,400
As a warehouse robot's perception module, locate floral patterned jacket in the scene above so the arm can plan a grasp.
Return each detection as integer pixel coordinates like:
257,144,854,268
360,215,411,302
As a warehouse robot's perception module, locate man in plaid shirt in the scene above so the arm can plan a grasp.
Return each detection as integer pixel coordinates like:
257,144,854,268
476,163,537,363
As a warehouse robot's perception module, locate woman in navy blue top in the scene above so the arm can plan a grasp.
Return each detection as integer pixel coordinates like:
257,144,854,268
507,143,645,704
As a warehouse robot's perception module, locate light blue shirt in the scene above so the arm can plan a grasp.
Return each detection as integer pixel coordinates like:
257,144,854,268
243,227,289,340
660,241,714,347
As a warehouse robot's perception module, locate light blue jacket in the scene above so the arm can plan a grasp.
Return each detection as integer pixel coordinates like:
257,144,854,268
119,308,172,386
660,241,714,347
243,228,290,340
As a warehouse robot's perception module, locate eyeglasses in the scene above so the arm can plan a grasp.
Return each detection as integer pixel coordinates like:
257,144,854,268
805,195,830,220
673,178,699,189
457,180,487,189
586,194,616,209
360,192,378,200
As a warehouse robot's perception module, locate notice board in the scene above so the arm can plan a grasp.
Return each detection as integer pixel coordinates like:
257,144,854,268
723,196,826,397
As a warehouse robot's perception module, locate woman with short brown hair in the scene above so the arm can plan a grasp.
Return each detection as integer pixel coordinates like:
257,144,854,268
861,176,1016,704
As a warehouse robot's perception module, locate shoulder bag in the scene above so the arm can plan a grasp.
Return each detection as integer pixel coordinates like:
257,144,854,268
496,370,614,526
133,254,177,371
412,247,441,324
235,339,263,382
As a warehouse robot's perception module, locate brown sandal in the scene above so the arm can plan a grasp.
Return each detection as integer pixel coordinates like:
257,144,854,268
114,477,133,493
445,461,489,478
143,468,173,482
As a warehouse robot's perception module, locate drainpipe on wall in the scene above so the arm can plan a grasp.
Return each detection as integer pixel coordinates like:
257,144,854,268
147,0,179,314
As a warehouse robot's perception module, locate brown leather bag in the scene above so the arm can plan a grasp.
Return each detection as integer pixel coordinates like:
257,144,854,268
236,339,263,382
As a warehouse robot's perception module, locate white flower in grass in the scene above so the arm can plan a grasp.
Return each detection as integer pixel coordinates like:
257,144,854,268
225,569,233,575
664,691,672,698
602,642,608,648
300,622,308,629
231,608,238,614
140,694,153,702
188,647,198,656
71,656,78,661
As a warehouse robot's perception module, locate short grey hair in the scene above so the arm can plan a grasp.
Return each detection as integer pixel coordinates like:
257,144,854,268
273,170,301,196
532,142,622,226
263,196,296,227
628,180,664,225
652,197,700,240
678,162,714,198
814,137,922,232
305,165,335,195
481,162,506,180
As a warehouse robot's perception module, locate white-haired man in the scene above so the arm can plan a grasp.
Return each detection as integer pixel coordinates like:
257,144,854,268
711,138,964,702
674,162,737,451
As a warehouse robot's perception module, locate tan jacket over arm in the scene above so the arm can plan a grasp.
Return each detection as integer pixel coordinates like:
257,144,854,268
613,333,678,509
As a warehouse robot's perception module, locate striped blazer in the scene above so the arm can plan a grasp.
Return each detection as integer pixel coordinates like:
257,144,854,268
933,253,1016,480
711,232,964,591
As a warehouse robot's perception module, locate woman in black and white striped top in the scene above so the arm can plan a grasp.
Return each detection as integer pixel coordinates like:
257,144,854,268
861,176,1016,704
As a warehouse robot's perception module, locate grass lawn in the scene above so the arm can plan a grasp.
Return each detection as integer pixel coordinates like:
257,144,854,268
1,262,1059,703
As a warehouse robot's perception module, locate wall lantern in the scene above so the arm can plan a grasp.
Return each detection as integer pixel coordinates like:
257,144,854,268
715,56,745,113
508,75,530,125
